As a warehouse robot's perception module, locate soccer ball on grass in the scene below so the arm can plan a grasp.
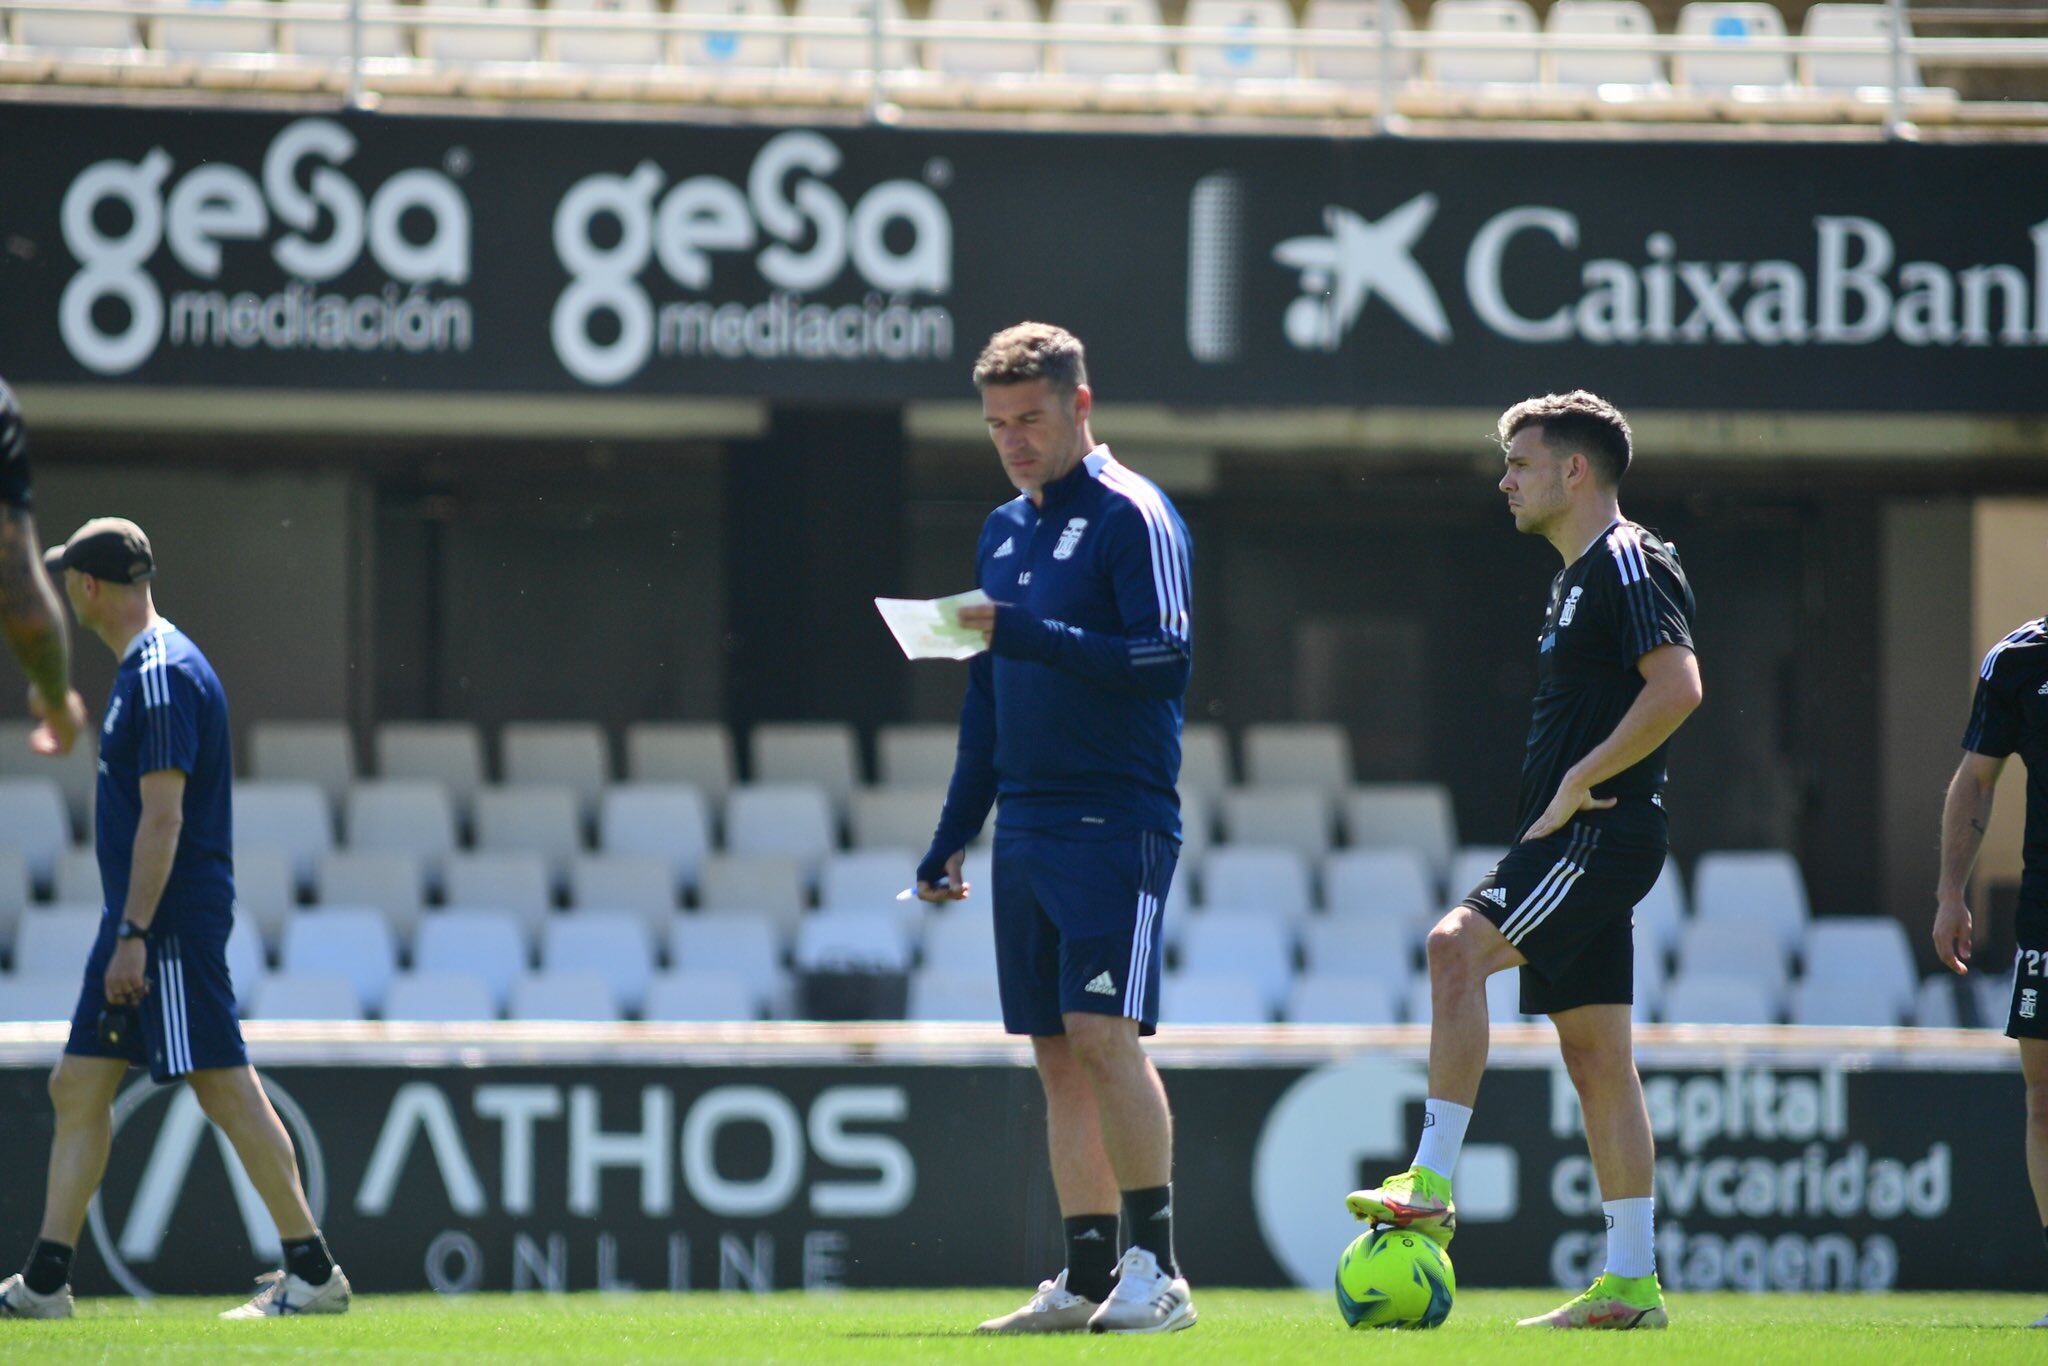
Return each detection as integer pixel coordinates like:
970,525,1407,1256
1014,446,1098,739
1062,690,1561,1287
1334,1226,1455,1329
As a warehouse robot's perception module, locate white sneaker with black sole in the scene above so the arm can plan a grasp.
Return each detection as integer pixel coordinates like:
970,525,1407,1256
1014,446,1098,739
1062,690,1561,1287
0,1274,72,1319
1087,1248,1196,1334
221,1266,352,1319
976,1268,1101,1334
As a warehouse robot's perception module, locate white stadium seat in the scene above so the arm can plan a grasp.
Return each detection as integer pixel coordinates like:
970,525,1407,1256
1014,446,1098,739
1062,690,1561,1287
1181,0,1296,81
13,909,104,978
875,724,959,787
415,909,529,1010
0,778,76,889
1790,977,1901,1026
1801,2,1918,90
1220,787,1332,861
417,0,541,63
1632,933,1666,1023
1486,965,1534,1022
793,908,914,973
1286,972,1400,1024
697,855,808,923
1677,913,1790,998
316,850,427,945
1301,0,1415,82
54,848,103,908
444,852,555,934
1632,856,1687,958
1202,846,1312,916
235,781,334,894
819,849,916,909
668,911,784,1009
0,976,81,1023
673,0,789,69
908,970,1003,1021
344,782,457,873
1427,0,1540,85
927,0,1042,76
920,910,998,976
1323,847,1435,924
599,785,713,890
1673,1,1793,90
542,911,654,1013
1449,845,1509,900
509,971,619,1021
0,850,28,946
281,0,408,56
1691,850,1809,955
1300,911,1413,977
1545,0,1663,86
281,907,397,1014
1177,788,1213,867
225,914,266,1009
1912,973,1962,1029
1162,972,1269,1024
751,722,862,808
625,722,737,801
1177,910,1295,1011
1242,722,1352,794
1178,723,1232,796
643,970,762,1021
725,784,838,880
1048,0,1168,76
0,727,99,836
850,787,946,851
383,970,499,1022
1801,916,1918,1018
247,722,357,805
233,847,297,951
1662,971,1778,1024
569,854,679,928
1341,784,1458,883
375,723,486,809
792,0,915,71
18,2,137,50
249,973,363,1021
501,722,612,817
550,0,667,66
474,786,585,872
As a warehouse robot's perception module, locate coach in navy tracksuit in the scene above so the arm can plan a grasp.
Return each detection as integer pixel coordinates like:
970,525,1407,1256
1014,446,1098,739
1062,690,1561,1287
919,324,1197,1335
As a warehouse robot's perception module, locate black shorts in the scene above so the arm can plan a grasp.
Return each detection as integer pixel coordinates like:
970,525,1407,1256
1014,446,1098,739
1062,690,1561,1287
2007,896,2048,1041
1459,824,1665,1017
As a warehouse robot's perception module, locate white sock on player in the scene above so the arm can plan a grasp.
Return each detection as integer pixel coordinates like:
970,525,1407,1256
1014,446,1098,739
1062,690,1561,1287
1602,1197,1656,1279
1411,1098,1472,1178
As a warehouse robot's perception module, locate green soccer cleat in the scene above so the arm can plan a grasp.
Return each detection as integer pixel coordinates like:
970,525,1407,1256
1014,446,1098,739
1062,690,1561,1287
1344,1166,1457,1245
1516,1273,1668,1330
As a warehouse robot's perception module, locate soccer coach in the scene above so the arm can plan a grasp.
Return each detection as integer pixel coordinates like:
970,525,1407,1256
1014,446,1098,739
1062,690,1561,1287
918,323,1196,1335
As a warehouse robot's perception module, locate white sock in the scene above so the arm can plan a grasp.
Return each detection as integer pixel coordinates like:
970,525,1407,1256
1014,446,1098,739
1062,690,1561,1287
1410,1098,1473,1178
1602,1197,1656,1279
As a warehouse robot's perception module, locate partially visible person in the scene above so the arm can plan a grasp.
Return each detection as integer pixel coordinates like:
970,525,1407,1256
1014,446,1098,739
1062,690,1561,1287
0,378,86,755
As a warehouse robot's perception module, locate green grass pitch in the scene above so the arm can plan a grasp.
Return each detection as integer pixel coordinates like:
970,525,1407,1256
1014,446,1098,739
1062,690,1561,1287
8,1289,2044,1362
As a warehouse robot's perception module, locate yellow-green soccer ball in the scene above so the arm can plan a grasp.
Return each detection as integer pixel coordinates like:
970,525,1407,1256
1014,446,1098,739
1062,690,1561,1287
1334,1226,1456,1329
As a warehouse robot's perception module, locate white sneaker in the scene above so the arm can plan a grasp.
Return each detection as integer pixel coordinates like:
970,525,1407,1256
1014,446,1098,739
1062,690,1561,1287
0,1273,72,1320
220,1266,352,1319
1087,1248,1196,1335
976,1268,1100,1334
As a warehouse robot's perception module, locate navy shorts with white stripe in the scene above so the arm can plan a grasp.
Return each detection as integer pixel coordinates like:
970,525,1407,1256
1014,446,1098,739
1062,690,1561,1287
991,827,1176,1036
66,917,249,1083
1460,825,1664,1017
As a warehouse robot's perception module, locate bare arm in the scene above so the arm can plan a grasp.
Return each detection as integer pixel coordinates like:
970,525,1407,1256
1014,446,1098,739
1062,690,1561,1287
1523,644,1703,841
1932,751,2005,974
0,507,70,710
121,769,188,931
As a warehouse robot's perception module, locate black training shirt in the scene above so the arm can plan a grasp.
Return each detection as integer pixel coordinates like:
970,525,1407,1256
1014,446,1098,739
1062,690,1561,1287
1964,618,2048,892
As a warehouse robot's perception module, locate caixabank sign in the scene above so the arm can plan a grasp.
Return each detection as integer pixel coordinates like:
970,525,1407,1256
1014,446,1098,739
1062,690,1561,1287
0,103,2045,409
0,1053,2024,1296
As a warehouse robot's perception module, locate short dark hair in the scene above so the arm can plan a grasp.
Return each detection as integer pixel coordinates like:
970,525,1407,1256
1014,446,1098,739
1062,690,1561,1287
1498,390,1633,486
972,322,1088,395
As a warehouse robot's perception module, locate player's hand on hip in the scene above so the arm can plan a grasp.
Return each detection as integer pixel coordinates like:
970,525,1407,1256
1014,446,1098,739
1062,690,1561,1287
26,686,87,756
1932,895,1973,975
916,850,970,903
105,939,149,1006
1522,777,1615,842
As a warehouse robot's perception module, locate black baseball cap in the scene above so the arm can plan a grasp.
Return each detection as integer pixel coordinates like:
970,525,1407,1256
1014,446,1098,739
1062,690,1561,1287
45,517,154,584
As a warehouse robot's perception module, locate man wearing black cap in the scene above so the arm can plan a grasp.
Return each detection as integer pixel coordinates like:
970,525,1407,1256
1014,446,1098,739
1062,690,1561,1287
0,518,351,1321
0,379,86,755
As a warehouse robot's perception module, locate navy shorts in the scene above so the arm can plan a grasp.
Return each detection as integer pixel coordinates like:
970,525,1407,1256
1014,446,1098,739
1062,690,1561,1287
66,916,248,1084
992,827,1177,1037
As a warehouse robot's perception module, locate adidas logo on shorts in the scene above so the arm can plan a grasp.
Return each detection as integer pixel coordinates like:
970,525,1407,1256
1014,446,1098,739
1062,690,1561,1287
1084,972,1117,996
1480,887,1508,909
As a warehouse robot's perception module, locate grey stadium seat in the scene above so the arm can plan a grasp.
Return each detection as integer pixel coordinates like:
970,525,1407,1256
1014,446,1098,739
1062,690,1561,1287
235,780,334,894
317,850,428,946
1323,847,1435,925
1202,845,1313,916
1220,786,1332,861
1161,972,1269,1024
444,851,555,935
551,0,667,66
569,853,679,932
751,723,862,810
1661,971,1778,1025
247,722,356,805
1177,910,1295,1012
1180,0,1296,81
0,975,82,1023
249,973,363,1021
909,970,1004,1022
0,778,79,888
542,911,654,1015
0,725,99,836
280,907,397,1014
668,911,784,1011
153,0,277,56
281,0,407,56
1691,850,1809,956
725,784,838,881
416,0,541,63
625,722,736,802
344,782,457,875
1677,913,1790,999
643,970,762,1022
54,848,103,908
819,849,916,909
382,970,499,1022
1286,973,1400,1025
1242,722,1353,794
415,909,529,1011
1800,916,1918,1020
501,722,612,819
1426,0,1540,85
850,787,946,851
696,855,807,926
1341,783,1458,883
13,908,102,977
1673,1,1793,90
793,908,915,973
1789,977,1901,1027
509,971,619,1022
921,910,999,976
374,723,486,811
926,0,1043,76
0,850,28,947
1178,722,1232,797
474,786,586,874
599,784,712,891
875,724,958,787
232,847,297,951
1300,911,1414,979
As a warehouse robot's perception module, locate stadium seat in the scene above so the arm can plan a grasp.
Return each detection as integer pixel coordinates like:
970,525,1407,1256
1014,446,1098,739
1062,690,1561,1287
1178,910,1295,1011
542,911,654,1013
792,0,915,70
280,0,408,56
1632,932,1666,1022
1242,722,1352,794
1545,0,1663,86
235,781,334,895
1661,971,1778,1024
920,909,998,976
793,908,914,972
1047,0,1169,76
1676,913,1789,998
316,850,427,945
751,722,862,807
875,724,958,787
725,784,838,881
1286,972,1400,1024
509,971,619,1020
1323,848,1435,924
415,909,529,1009
850,787,946,851
926,0,1042,77
1300,911,1413,977
1301,0,1415,82
1341,784,1458,882
474,786,585,874
218,911,262,1002
231,847,297,951
12,908,100,978
1912,972,1963,1029
1220,787,1332,861
1800,916,1917,1018
1162,972,1269,1024
1175,787,1212,868
374,723,486,811
0,849,28,946
1427,0,1539,85
249,973,363,1021
1633,855,1687,958
0,727,98,836
1400,975,1435,1024
1486,964,1535,1021
54,848,103,908
18,2,137,50
1448,844,1509,898
417,0,541,62
344,782,458,875
1181,0,1296,81
697,855,807,924
908,970,1003,1021
642,970,762,1021
1673,1,1793,90
382,970,499,1022
1975,972,2014,1031
0,778,78,889
598,784,712,891
1202,845,1313,916
671,0,789,74
624,722,736,801
568,853,679,931
1691,850,1809,955
550,0,667,66
280,906,397,1013
1801,2,1916,90
247,722,356,805
0,975,81,1023
1178,723,1231,796
1790,977,1900,1026
668,911,784,1009
444,851,555,934
501,723,612,818
819,849,916,909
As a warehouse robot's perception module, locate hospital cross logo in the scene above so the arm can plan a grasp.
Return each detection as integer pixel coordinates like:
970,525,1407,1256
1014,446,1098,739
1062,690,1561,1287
1272,196,1453,351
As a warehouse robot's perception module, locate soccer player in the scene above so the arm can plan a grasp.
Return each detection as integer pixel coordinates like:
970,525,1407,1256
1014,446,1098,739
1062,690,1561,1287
1347,392,1701,1331
917,323,1196,1334
0,519,350,1321
0,378,88,757
1932,617,2048,1328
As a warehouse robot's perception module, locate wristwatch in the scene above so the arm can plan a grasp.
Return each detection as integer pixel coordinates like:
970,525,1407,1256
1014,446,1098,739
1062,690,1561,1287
115,919,148,942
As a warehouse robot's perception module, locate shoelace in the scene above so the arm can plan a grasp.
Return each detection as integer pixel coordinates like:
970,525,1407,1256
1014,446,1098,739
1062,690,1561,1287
246,1270,294,1313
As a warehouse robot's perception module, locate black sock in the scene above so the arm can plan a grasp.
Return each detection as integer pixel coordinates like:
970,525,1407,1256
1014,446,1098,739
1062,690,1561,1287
1122,1185,1178,1279
282,1232,334,1286
1063,1214,1119,1302
23,1239,72,1296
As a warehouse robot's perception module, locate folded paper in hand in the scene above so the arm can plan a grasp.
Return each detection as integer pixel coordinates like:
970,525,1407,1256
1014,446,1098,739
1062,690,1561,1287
874,590,992,661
